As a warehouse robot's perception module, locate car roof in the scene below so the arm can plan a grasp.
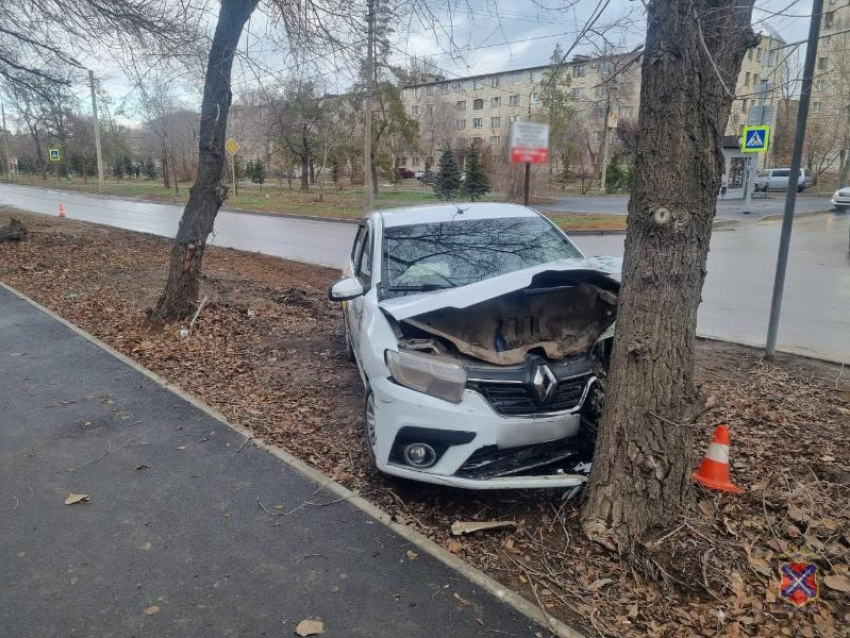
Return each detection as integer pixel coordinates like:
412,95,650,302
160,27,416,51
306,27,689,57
374,203,541,228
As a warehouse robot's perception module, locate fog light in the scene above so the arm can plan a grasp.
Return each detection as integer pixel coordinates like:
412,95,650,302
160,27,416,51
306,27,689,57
403,443,437,468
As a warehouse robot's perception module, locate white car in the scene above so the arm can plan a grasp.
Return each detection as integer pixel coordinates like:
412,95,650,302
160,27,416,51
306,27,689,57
328,203,620,489
831,187,850,210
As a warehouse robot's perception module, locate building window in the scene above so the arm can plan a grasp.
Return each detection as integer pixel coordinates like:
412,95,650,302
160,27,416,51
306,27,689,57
619,106,633,119
473,118,483,128
456,119,466,130
823,35,832,46
426,103,434,115
825,11,835,28
813,101,822,113
511,72,524,85
573,64,585,77
491,97,501,108
456,100,466,111
509,114,520,122
756,48,762,63
747,49,753,61
594,106,606,119
595,130,605,144
411,105,419,117
531,92,540,103
413,87,420,99
571,87,583,100
753,73,760,86
509,94,520,106
741,98,748,113
745,72,750,86
474,79,484,91
491,116,501,128
489,135,501,145
426,85,434,96
490,76,500,88
818,57,829,70
439,84,449,94
473,99,484,110
594,85,606,98
620,82,636,96
451,82,460,92
531,70,542,82
815,79,825,91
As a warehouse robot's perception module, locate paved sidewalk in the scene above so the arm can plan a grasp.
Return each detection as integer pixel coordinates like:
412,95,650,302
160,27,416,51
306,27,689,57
0,286,550,638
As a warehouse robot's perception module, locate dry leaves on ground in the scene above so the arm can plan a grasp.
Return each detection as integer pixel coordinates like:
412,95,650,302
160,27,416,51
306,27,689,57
2,209,848,638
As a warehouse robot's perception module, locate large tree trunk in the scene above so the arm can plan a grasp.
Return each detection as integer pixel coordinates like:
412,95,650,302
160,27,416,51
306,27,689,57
581,0,757,552
152,0,258,320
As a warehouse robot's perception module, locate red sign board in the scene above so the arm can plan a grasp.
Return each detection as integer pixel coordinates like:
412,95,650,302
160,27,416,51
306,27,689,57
509,120,550,165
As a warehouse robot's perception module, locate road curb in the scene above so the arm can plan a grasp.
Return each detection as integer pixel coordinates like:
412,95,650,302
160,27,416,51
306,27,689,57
754,208,834,222
0,281,587,638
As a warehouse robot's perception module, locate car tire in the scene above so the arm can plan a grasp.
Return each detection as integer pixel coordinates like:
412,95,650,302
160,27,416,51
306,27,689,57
753,184,760,193
363,388,378,469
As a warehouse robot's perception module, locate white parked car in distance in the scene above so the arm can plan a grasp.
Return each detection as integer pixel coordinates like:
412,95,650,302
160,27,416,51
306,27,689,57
328,203,620,489
754,168,813,192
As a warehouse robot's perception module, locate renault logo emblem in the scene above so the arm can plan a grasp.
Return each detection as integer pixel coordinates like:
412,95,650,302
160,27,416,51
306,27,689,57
531,365,558,402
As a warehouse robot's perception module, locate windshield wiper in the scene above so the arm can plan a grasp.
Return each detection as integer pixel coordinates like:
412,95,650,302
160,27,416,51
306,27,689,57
386,283,457,292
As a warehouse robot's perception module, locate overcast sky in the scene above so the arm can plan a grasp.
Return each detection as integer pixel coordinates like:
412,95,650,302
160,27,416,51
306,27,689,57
7,0,818,126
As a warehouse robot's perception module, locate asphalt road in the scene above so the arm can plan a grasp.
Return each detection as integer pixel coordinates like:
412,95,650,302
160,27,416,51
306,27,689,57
1,183,848,362
0,285,547,637
538,189,834,219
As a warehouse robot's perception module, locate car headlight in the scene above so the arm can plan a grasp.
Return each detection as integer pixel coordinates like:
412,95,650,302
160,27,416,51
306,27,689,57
385,350,466,403
834,191,840,199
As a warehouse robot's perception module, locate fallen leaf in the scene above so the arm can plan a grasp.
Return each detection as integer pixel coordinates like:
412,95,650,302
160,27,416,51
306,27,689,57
748,556,772,577
176,446,187,451
787,505,808,523
587,578,613,592
446,540,463,554
64,493,90,505
295,619,324,636
823,574,850,593
143,605,160,615
699,500,714,516
451,520,517,536
405,550,419,561
135,464,149,470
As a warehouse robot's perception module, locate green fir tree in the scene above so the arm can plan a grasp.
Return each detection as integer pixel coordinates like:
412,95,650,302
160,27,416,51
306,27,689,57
462,146,490,201
251,158,266,186
433,149,461,200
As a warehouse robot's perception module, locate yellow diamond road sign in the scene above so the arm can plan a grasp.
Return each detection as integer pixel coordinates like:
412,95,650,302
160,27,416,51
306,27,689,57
225,139,239,155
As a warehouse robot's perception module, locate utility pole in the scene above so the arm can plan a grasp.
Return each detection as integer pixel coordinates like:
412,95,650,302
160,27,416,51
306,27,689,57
765,0,823,358
363,0,375,216
89,70,105,194
0,100,10,183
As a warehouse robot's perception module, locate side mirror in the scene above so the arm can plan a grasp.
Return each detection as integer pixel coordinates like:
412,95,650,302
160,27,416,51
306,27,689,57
329,277,365,302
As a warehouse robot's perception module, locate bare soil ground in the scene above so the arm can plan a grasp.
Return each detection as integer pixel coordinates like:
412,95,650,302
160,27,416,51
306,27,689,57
1,209,848,638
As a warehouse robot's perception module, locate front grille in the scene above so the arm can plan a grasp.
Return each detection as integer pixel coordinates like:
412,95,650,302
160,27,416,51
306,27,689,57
457,439,593,479
469,376,590,416
466,353,594,417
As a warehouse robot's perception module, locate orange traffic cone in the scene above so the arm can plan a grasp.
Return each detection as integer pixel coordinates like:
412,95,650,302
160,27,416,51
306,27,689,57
58,203,67,219
692,425,743,493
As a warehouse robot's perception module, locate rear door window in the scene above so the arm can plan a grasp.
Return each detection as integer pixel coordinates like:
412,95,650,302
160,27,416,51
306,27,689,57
773,169,790,177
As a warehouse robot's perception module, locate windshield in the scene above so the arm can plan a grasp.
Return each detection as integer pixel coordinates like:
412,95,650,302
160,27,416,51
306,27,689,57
381,216,583,291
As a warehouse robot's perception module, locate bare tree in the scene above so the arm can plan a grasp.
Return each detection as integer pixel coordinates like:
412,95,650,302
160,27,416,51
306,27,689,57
804,119,840,194
153,0,259,319
581,0,758,551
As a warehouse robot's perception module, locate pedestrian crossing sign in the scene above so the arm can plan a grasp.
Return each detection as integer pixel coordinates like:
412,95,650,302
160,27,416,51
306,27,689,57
741,125,770,153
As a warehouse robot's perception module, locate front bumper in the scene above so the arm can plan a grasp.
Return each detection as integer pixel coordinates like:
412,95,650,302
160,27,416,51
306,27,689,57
369,376,591,489
832,196,850,207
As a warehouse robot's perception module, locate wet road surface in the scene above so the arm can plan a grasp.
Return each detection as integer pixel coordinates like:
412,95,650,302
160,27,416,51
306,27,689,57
1,184,848,362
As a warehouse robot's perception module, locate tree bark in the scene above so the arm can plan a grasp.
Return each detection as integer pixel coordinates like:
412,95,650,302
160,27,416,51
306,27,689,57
152,0,258,320
581,0,757,552
0,218,26,242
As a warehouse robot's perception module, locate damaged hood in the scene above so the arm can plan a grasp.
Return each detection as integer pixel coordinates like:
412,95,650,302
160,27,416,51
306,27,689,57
380,257,622,365
379,256,621,321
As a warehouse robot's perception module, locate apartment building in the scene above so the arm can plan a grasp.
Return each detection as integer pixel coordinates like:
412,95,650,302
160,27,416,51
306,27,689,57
401,34,783,171
808,1,850,146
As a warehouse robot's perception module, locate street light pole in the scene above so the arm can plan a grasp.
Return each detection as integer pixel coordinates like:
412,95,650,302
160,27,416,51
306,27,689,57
765,0,824,358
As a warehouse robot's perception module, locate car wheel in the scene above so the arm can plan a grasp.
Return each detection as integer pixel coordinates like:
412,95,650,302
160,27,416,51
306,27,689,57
753,184,760,193
363,389,378,468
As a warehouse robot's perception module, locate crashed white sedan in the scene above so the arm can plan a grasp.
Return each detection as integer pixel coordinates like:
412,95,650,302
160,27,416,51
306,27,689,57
329,203,620,489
